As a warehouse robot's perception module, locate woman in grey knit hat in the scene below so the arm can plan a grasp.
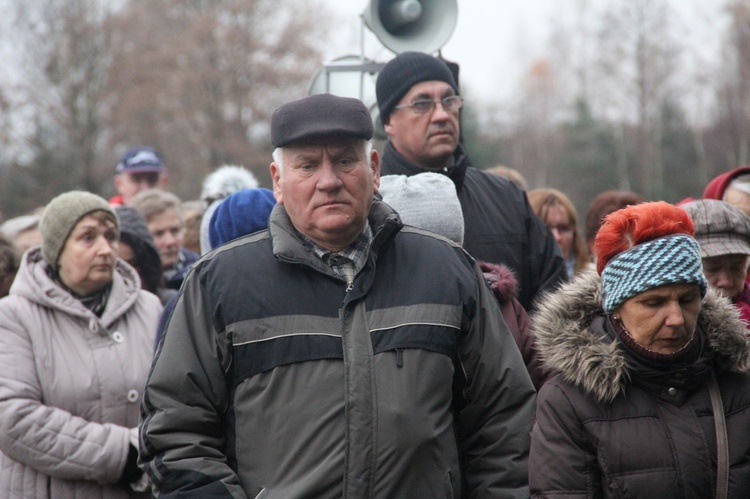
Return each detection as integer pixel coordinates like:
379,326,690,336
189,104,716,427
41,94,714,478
0,191,163,498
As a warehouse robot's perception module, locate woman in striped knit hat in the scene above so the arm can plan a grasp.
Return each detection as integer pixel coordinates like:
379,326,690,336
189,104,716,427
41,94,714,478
528,201,750,498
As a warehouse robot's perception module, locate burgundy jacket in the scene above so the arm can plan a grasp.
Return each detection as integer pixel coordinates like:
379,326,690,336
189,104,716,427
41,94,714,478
479,261,549,391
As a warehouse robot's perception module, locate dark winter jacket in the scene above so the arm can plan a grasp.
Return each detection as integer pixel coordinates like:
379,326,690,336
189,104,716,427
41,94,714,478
529,271,750,498
479,261,549,390
380,140,567,311
140,199,536,498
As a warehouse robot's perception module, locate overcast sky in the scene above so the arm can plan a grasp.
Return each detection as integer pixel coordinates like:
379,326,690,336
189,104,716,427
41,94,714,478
318,0,728,107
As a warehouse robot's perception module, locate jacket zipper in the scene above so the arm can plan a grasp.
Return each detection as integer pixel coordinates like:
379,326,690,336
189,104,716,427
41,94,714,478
395,348,403,368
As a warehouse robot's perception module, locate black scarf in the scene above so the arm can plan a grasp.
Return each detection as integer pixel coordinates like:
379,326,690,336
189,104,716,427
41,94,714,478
46,265,111,317
602,314,713,393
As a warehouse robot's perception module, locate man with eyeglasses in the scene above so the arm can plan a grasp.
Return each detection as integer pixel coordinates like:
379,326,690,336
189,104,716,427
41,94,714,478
376,51,567,311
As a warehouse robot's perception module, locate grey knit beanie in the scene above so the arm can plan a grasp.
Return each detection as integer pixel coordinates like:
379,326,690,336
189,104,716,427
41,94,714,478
376,51,458,125
40,191,119,270
378,173,464,246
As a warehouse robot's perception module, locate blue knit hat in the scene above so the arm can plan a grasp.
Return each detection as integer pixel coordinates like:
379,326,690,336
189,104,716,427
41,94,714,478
601,234,708,313
208,188,276,249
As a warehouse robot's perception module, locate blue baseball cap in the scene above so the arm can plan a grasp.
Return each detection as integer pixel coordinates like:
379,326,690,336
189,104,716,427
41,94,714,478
116,147,165,174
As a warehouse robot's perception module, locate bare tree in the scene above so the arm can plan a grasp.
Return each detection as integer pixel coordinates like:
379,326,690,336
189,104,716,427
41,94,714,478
511,58,564,188
105,0,332,199
591,0,683,199
0,0,332,216
5,0,115,199
712,0,750,168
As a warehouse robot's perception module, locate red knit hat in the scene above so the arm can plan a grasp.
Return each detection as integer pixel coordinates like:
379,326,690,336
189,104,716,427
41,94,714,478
594,201,695,275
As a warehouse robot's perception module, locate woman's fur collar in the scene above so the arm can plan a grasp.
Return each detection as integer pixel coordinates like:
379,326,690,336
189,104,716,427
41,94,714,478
532,270,750,403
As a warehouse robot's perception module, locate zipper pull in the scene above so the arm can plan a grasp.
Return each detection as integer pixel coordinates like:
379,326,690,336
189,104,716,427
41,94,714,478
395,348,403,368
346,279,354,292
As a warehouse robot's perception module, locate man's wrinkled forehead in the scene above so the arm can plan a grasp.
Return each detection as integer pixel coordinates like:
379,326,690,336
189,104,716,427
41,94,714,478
283,137,365,160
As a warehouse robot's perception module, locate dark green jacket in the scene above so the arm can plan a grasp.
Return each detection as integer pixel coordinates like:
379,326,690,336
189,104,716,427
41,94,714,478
140,199,535,498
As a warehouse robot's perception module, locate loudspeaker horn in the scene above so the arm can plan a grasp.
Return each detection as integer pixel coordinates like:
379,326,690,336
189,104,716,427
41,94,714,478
363,0,458,54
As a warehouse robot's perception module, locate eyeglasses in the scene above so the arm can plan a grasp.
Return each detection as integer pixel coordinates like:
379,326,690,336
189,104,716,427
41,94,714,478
393,95,464,115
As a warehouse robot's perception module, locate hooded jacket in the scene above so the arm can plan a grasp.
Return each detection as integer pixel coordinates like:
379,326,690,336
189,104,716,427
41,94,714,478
380,140,567,311
529,271,750,498
116,205,176,305
0,247,162,498
703,165,750,200
140,199,536,498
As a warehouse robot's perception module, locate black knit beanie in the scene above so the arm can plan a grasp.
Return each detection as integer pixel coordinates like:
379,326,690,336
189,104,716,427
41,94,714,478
376,51,458,125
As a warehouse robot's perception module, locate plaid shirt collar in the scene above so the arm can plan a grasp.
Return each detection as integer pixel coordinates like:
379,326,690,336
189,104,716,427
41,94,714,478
308,222,372,287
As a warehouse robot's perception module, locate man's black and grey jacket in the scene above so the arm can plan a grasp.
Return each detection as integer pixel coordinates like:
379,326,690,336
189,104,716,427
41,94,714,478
139,199,536,498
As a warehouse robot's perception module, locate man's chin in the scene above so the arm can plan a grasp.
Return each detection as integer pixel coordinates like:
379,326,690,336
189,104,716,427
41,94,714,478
428,137,457,152
420,150,455,170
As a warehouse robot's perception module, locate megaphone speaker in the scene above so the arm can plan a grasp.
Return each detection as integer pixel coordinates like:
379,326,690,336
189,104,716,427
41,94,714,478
363,0,458,54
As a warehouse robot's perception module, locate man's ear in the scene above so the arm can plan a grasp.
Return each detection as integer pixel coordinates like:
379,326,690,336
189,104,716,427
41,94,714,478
270,162,283,205
370,149,380,191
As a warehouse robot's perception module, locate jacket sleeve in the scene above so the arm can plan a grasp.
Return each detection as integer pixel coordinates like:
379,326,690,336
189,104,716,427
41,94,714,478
522,193,568,312
139,268,245,498
0,299,131,485
457,262,537,498
529,380,598,498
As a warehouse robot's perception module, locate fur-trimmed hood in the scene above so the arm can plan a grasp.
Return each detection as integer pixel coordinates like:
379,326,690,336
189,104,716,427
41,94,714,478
478,261,518,304
532,270,750,403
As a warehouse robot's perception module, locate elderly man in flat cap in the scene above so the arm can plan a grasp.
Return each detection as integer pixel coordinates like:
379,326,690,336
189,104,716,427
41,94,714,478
376,51,567,311
139,93,535,498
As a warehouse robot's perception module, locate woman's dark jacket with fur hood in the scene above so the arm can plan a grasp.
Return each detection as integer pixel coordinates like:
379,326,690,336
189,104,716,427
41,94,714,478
529,271,750,498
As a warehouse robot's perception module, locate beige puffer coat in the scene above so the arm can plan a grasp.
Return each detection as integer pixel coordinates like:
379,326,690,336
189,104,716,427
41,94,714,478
0,247,162,498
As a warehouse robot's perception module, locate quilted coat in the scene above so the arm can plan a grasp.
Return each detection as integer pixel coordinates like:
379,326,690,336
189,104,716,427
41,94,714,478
529,271,750,498
0,247,162,498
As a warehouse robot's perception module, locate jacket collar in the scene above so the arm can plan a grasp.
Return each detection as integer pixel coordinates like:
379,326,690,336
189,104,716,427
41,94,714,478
532,270,750,403
268,198,403,274
381,139,469,191
10,246,142,328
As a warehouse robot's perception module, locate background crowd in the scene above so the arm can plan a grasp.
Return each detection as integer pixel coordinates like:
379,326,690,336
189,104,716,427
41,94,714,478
0,50,749,498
